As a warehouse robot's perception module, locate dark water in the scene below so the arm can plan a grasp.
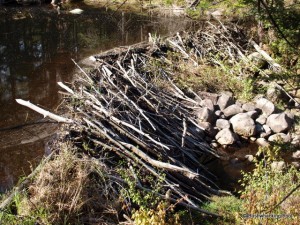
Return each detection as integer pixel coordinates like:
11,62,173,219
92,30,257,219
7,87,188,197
0,4,197,192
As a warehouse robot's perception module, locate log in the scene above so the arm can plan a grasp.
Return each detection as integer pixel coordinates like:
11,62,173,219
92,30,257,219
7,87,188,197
16,99,73,123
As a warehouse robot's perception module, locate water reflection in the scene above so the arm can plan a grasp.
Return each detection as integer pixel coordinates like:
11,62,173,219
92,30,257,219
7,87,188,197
0,4,195,192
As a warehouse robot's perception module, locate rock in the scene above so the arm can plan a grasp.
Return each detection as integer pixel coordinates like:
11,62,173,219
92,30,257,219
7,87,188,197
256,138,270,147
271,161,285,172
200,99,215,111
215,110,223,117
247,110,259,120
248,52,267,68
223,104,243,118
211,9,224,17
230,113,256,137
211,141,219,148
250,137,257,142
245,155,254,162
69,8,84,14
292,150,300,159
216,119,231,130
242,102,257,112
268,133,291,143
266,113,294,133
196,107,215,123
215,128,238,145
198,92,218,105
256,114,267,125
256,98,275,116
198,122,217,137
260,125,272,138
292,135,300,145
217,93,234,111
291,162,300,169
266,83,282,102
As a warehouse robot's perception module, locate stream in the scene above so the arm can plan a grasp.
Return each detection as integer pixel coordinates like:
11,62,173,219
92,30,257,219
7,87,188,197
0,3,198,192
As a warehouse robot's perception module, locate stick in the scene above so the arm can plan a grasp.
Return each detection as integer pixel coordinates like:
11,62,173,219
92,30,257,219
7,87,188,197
16,99,73,123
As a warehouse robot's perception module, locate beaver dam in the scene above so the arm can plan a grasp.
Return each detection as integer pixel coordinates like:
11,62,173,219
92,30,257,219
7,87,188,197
1,19,300,224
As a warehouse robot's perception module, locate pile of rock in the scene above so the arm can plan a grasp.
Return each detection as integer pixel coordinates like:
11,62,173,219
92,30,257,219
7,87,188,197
195,92,296,147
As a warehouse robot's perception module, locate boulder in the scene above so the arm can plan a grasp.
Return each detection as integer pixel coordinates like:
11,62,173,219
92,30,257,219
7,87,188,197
266,113,294,133
215,128,238,145
292,150,300,159
200,98,215,111
242,102,257,112
216,119,231,130
198,122,217,137
248,52,267,68
245,154,254,162
230,113,256,137
271,161,285,172
215,110,223,117
198,92,218,105
266,83,282,102
196,107,215,123
223,104,243,118
256,98,275,116
256,138,270,147
268,133,291,143
256,114,267,125
260,125,272,138
217,93,234,111
247,110,259,120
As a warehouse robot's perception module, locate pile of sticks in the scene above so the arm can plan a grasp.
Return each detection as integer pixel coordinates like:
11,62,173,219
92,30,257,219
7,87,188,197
57,22,254,212
18,22,252,213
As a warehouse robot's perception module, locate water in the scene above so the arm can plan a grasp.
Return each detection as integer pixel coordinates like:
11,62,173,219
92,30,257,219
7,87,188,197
0,3,197,192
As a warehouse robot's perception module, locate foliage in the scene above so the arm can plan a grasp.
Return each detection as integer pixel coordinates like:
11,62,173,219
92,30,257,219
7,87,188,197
239,145,300,225
202,195,243,225
131,201,181,225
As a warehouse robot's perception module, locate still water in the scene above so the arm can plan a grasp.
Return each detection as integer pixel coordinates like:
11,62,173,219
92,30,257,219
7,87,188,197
0,3,197,192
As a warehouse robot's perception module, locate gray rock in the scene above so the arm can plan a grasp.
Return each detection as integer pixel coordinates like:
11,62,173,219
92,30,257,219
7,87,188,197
242,102,257,112
198,92,218,105
256,98,275,116
216,119,231,130
223,104,243,118
256,138,270,147
230,113,256,137
250,137,257,142
266,83,282,102
256,114,267,125
268,133,291,143
260,125,272,138
215,110,223,117
292,135,300,145
271,161,285,172
211,141,219,148
248,52,267,68
266,113,294,133
200,98,215,111
245,154,254,162
217,93,234,111
198,122,217,137
215,128,238,145
247,110,259,120
292,150,300,159
196,107,215,123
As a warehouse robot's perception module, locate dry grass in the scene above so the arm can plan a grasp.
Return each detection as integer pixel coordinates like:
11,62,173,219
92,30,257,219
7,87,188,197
20,142,121,225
